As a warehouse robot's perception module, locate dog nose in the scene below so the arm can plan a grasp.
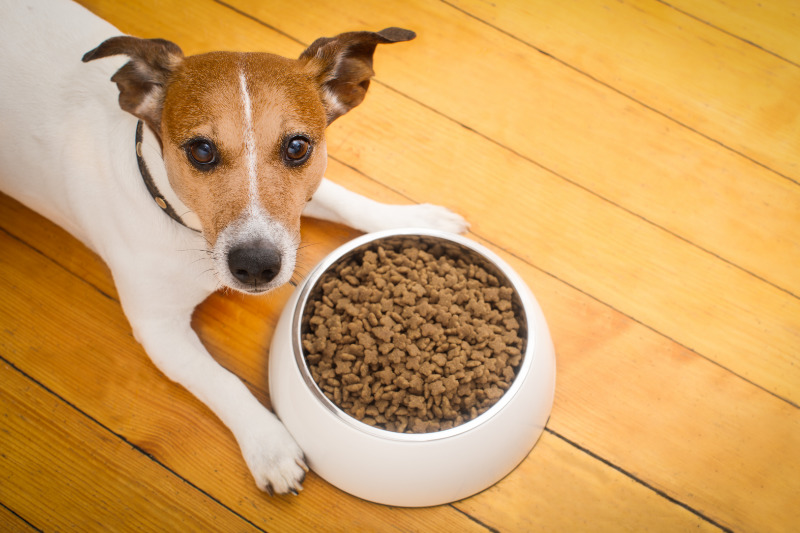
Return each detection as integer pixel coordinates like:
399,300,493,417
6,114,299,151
227,243,282,285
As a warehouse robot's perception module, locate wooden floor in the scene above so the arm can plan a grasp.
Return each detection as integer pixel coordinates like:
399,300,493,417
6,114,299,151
1,0,798,531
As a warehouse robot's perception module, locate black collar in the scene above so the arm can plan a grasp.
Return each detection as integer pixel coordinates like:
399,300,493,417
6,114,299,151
135,120,199,232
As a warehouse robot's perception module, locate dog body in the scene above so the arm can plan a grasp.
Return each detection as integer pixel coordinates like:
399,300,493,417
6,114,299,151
0,0,466,494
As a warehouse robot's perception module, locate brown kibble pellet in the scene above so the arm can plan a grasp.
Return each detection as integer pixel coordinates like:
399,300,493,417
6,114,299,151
302,241,525,433
429,380,446,397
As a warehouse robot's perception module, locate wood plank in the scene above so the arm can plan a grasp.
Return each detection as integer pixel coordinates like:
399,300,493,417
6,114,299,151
0,191,117,299
455,432,720,532
73,0,800,406
0,363,262,533
227,0,800,298
0,505,37,533
0,214,491,532
74,0,300,57
440,0,800,178
666,0,800,65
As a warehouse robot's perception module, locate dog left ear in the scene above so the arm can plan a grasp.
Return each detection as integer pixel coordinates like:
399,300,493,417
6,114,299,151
300,28,415,124
83,36,184,137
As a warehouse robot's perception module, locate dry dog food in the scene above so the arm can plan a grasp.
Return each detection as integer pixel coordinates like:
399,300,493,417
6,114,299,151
301,240,525,433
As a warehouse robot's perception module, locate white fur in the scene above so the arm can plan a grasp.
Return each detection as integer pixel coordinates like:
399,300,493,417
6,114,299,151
238,69,259,202
321,86,349,121
0,0,467,495
204,68,301,294
213,206,299,294
304,179,469,234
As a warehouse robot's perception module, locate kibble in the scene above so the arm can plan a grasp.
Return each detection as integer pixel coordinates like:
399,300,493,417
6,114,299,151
302,240,524,433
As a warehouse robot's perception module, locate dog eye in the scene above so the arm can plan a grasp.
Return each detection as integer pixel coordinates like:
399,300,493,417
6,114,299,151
185,139,218,169
283,135,312,166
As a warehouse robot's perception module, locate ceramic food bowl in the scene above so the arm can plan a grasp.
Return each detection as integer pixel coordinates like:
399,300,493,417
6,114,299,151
269,228,555,507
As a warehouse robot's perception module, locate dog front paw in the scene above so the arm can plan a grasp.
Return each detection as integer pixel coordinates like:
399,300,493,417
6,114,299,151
370,203,469,234
239,417,308,495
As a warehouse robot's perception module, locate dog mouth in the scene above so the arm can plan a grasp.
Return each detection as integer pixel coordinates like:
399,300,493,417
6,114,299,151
242,286,276,295
234,279,281,295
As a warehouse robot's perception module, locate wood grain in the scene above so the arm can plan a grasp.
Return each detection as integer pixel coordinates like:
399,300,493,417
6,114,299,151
456,431,720,532
0,505,36,533
0,363,262,532
443,0,800,180
666,0,800,65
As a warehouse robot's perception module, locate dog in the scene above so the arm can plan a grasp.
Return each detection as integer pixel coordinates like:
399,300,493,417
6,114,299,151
0,0,467,495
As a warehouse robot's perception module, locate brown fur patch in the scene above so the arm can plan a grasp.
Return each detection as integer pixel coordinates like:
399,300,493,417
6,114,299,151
299,28,416,123
160,52,328,244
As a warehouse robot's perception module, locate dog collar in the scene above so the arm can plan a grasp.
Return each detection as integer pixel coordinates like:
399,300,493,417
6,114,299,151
135,120,201,232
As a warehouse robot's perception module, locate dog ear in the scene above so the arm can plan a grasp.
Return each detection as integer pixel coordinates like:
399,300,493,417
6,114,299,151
82,36,184,136
300,28,415,124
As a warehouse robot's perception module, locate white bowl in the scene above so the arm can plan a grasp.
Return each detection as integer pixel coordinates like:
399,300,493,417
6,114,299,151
269,229,555,507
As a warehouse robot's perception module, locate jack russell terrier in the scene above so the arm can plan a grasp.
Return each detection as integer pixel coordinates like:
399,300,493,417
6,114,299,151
0,0,467,495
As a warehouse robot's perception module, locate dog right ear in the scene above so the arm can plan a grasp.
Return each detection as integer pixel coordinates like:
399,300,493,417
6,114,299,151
83,36,184,137
299,28,416,124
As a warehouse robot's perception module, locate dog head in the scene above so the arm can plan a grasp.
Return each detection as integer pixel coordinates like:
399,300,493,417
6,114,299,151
83,28,414,294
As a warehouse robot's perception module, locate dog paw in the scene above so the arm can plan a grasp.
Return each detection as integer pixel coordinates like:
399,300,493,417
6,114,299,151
374,203,470,234
240,419,308,495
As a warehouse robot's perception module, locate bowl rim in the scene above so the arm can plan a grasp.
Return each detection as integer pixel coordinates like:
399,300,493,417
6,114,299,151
291,228,538,442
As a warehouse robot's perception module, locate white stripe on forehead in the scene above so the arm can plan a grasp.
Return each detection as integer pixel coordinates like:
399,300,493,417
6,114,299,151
239,68,258,206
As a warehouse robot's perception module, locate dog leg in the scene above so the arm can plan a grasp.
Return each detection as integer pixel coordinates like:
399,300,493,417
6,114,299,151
304,178,469,234
125,308,306,494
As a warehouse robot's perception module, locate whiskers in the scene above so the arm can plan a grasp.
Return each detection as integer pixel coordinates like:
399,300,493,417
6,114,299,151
175,232,213,257
172,228,320,295
172,230,227,290
290,238,318,289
